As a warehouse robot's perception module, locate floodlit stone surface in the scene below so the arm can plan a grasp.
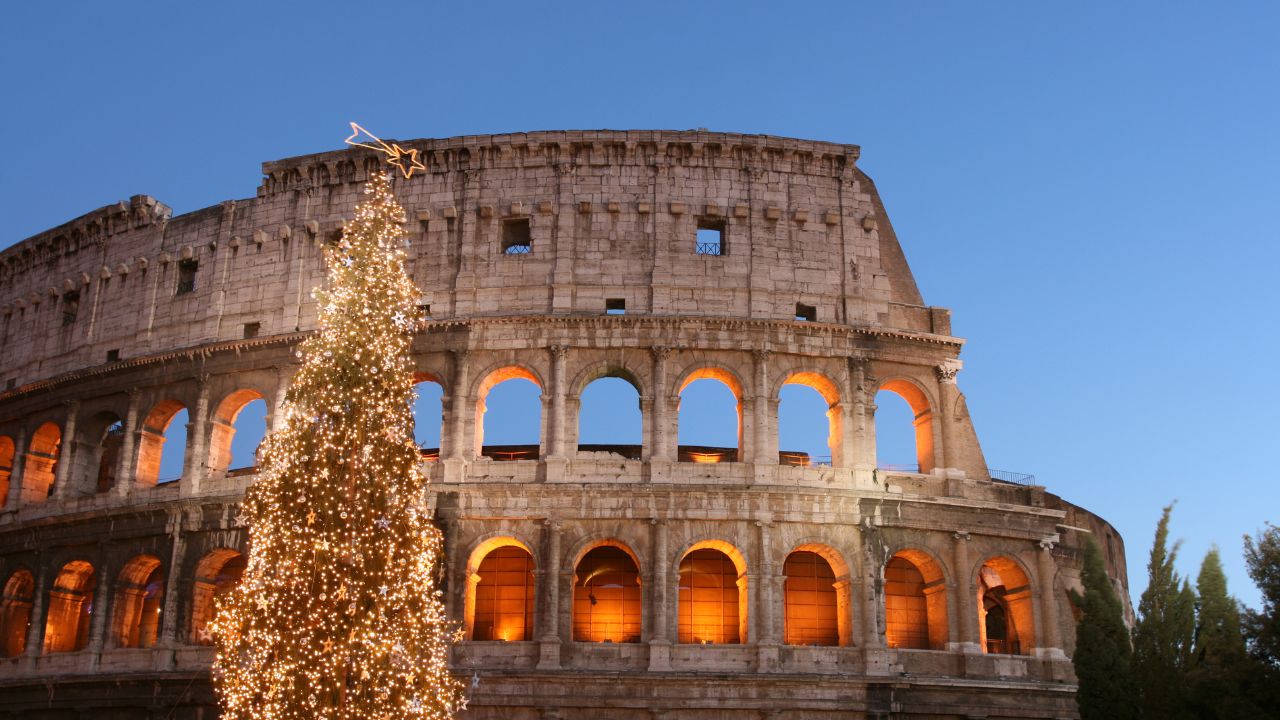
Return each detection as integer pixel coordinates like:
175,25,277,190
0,130,1128,718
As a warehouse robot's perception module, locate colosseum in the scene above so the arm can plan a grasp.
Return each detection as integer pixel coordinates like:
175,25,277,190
0,130,1128,719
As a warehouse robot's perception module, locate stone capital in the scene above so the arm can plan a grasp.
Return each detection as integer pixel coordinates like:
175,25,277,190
953,531,971,542
548,344,570,361
935,360,962,385
650,345,673,361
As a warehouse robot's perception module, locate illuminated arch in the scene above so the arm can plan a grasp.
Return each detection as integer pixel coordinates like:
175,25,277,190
23,421,62,503
676,366,745,463
464,537,536,642
473,365,543,458
884,548,949,650
778,371,844,467
190,548,245,645
43,560,95,653
0,569,34,657
111,555,165,648
0,435,14,509
677,539,748,645
877,377,937,474
783,542,853,647
572,540,643,643
977,555,1035,655
135,400,187,486
208,389,268,474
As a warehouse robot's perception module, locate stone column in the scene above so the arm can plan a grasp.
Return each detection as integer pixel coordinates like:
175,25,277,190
935,361,961,478
1037,539,1065,658
848,358,876,486
756,520,780,671
154,510,188,669
113,391,140,497
5,426,27,509
52,400,79,500
537,521,562,669
21,559,50,668
751,350,772,466
546,345,570,462
181,378,210,495
952,531,979,653
648,519,672,670
268,365,293,433
833,578,855,647
649,347,675,468
85,558,114,667
444,350,471,483
853,530,882,649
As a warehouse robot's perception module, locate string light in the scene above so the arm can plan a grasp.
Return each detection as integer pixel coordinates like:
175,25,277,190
210,171,465,719
344,122,426,178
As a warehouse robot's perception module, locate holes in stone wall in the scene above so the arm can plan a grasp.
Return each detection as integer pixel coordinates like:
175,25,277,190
191,549,245,645
577,376,641,457
605,298,626,315
678,547,744,644
470,545,536,642
572,545,642,643
176,259,198,295
43,561,95,653
0,569,33,657
413,377,444,459
502,218,532,254
476,368,542,460
696,218,726,256
112,555,164,649
875,384,929,474
783,551,838,646
795,303,816,322
678,372,740,462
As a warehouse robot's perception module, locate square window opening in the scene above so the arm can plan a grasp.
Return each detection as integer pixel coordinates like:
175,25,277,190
243,322,261,339
176,259,198,295
419,303,431,320
606,299,626,315
696,219,726,256
796,303,817,322
4,379,14,390
502,218,532,255
106,349,120,362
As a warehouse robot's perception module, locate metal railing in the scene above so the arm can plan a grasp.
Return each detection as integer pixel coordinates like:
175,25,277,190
989,469,1037,486
503,243,531,255
695,242,722,256
877,463,921,473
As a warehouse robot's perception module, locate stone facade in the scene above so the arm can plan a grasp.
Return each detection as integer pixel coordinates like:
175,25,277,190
0,130,1128,718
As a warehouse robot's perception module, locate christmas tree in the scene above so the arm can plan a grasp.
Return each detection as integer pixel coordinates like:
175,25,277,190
211,171,465,719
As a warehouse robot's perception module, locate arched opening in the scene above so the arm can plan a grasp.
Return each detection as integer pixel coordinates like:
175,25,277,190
978,556,1035,655
573,544,642,643
475,367,542,461
96,420,124,493
884,550,948,650
577,374,642,458
677,543,746,644
136,400,187,486
783,551,839,646
466,541,535,642
0,569,34,657
876,380,934,474
208,390,267,474
779,372,842,467
191,549,245,645
678,368,742,463
412,374,445,460
112,555,165,648
43,561,95,653
0,435,14,508
23,422,62,503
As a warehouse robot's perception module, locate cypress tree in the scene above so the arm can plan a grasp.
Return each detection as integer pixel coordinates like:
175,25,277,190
1242,524,1280,716
1187,547,1266,719
1132,504,1196,720
1072,539,1139,720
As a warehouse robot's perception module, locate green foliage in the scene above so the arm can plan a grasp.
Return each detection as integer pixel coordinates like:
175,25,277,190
1242,524,1280,715
1186,548,1267,720
1072,539,1139,720
1132,504,1197,720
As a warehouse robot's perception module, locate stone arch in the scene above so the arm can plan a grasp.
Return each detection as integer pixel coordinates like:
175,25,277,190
1,568,34,657
463,536,536,642
67,409,124,496
23,421,61,503
675,365,746,463
573,363,645,455
572,539,644,643
412,371,447,457
776,370,844,467
135,399,187,486
43,560,96,653
884,548,949,650
208,389,267,474
473,364,544,458
783,541,853,647
975,554,1035,655
676,539,749,644
111,554,165,648
0,435,14,509
877,376,937,474
190,548,245,645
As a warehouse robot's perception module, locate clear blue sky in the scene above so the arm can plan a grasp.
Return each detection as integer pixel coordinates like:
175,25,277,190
3,1,1277,611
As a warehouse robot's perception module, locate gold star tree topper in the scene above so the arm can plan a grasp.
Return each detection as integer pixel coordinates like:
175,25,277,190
344,122,426,178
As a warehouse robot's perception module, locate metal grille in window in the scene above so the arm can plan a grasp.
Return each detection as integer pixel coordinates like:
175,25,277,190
504,243,531,255
176,259,198,295
695,241,723,256
502,218,532,255
696,220,726,256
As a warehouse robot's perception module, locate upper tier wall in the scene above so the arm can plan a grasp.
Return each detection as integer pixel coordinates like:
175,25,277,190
0,130,944,388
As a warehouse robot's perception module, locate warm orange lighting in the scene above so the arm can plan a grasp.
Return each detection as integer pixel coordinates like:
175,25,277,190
689,452,723,464
884,550,948,650
783,551,838,646
678,549,742,645
471,546,535,642
573,546,642,643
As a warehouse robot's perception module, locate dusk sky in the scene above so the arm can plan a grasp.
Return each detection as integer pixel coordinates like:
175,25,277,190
2,1,1276,610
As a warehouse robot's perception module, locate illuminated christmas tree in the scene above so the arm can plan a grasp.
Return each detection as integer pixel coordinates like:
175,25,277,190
211,170,465,719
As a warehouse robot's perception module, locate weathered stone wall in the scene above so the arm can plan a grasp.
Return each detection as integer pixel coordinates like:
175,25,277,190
0,131,1128,719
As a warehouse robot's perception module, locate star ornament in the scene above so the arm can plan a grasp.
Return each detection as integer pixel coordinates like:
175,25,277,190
344,122,426,179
